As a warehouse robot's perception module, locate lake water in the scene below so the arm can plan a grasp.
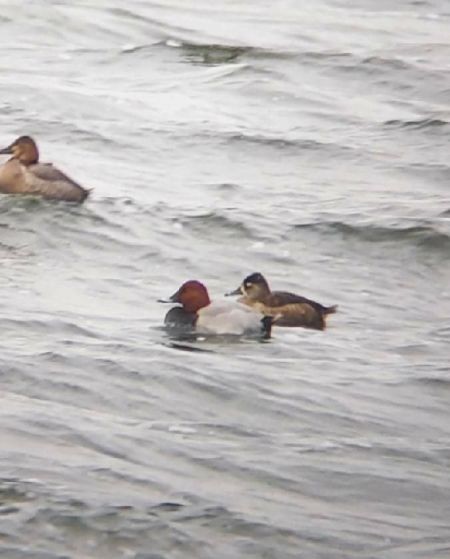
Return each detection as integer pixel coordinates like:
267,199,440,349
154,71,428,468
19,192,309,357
0,1,449,558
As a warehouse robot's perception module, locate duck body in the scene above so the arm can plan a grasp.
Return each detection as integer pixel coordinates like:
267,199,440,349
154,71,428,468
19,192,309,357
195,300,272,336
162,280,272,338
228,273,337,330
0,136,89,203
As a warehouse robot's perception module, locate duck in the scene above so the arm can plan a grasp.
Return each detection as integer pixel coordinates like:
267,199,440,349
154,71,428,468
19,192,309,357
160,280,272,338
227,272,337,330
0,135,89,203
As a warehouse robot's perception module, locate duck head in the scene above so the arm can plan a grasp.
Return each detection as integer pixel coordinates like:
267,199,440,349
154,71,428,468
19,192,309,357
165,280,211,313
0,136,39,165
226,272,271,300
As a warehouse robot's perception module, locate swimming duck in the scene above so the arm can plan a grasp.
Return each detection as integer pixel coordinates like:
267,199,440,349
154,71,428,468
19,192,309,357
161,280,272,338
227,272,337,330
0,136,89,203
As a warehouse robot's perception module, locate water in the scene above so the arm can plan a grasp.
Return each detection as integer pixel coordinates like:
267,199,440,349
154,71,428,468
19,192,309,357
0,1,449,557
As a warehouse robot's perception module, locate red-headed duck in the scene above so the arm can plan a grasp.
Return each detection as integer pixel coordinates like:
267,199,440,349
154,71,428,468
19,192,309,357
161,280,272,338
0,136,89,203
227,272,337,330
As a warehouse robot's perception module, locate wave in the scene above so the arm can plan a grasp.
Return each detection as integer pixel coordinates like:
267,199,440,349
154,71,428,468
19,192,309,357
292,221,450,251
2,318,100,339
196,131,358,158
120,40,255,65
174,210,255,239
384,118,449,130
166,42,253,65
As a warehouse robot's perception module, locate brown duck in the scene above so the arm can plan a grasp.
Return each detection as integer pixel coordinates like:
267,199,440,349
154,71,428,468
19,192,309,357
227,272,337,330
0,136,89,203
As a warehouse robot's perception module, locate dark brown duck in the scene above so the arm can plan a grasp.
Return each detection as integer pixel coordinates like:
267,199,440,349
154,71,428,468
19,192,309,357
227,272,337,330
0,136,89,203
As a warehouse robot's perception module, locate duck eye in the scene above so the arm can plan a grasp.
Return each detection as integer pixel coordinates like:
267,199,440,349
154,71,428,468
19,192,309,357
245,282,252,288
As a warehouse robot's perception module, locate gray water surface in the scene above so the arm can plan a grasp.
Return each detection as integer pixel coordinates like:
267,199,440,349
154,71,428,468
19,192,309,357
1,1,449,558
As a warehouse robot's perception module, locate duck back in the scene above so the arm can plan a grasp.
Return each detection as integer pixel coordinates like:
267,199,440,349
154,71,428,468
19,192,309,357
240,290,337,330
25,163,89,202
268,290,329,313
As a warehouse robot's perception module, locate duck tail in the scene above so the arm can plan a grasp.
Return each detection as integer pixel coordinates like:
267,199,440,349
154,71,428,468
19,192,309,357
324,304,338,315
261,315,273,339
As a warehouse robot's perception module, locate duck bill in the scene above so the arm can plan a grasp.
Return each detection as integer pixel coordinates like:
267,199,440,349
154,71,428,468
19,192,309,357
158,290,180,304
225,286,242,297
0,144,13,155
